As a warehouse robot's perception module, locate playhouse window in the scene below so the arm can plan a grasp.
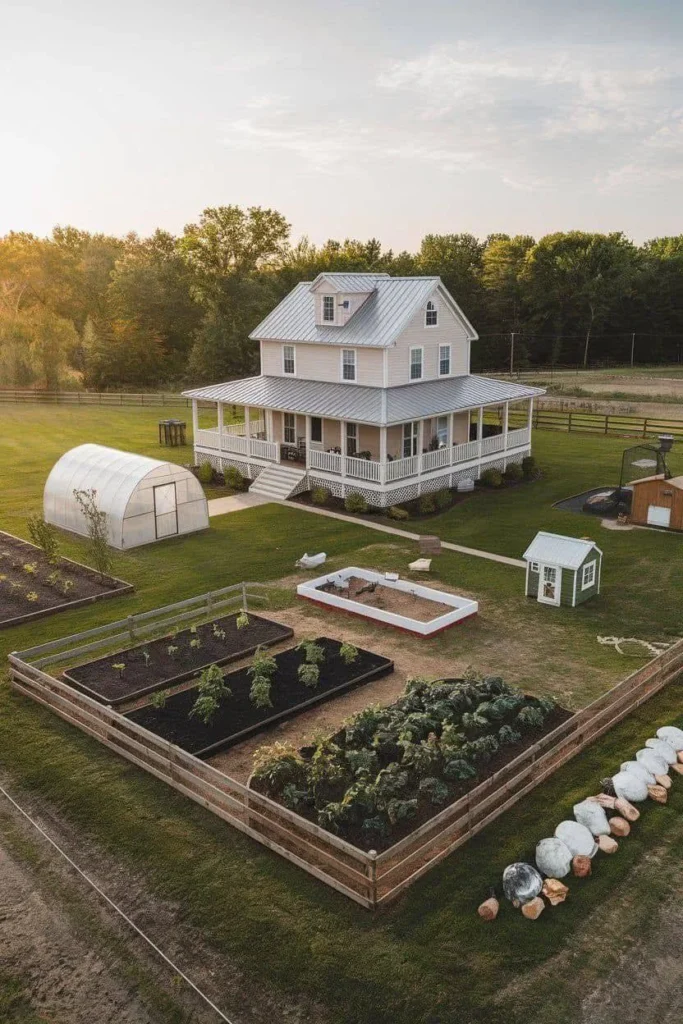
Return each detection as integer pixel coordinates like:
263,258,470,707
530,561,539,573
582,560,596,590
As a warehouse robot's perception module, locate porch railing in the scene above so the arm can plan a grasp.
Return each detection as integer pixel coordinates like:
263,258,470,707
346,456,381,483
386,455,419,481
194,428,279,463
309,449,342,474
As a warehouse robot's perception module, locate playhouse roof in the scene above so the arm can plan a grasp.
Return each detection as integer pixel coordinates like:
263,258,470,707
523,531,602,571
630,473,683,489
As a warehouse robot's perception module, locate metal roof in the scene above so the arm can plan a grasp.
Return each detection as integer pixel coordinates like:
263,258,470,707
184,374,544,426
249,276,477,347
523,531,602,571
309,272,390,293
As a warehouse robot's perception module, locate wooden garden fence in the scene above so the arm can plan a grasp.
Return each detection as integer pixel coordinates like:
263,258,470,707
0,389,190,406
8,584,683,909
531,407,683,441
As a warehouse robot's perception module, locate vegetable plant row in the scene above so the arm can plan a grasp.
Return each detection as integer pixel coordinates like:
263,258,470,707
250,673,572,851
64,612,294,705
126,637,394,757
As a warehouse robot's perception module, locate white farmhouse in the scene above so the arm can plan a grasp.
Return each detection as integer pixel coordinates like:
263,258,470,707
184,273,544,506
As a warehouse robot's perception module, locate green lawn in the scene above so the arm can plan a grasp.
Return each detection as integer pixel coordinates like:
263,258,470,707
1,405,682,1024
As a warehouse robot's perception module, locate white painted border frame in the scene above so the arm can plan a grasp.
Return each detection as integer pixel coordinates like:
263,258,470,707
297,567,478,637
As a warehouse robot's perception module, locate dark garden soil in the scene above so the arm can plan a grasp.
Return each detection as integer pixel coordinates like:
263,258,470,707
126,638,394,757
335,576,454,622
262,700,574,852
0,530,132,630
63,613,294,705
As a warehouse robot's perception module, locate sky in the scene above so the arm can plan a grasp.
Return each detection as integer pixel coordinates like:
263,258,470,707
2,0,683,249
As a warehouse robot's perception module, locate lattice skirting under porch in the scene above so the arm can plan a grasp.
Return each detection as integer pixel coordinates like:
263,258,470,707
194,450,264,480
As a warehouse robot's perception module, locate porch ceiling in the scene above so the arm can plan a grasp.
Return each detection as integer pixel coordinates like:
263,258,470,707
183,375,544,426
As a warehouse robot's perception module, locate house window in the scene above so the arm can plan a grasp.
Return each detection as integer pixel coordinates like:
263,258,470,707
342,349,356,382
582,560,596,590
410,347,423,381
530,561,539,573
436,416,448,447
311,417,322,443
284,413,296,445
283,345,295,375
438,344,451,376
425,301,438,327
345,422,358,456
322,295,335,323
402,421,418,458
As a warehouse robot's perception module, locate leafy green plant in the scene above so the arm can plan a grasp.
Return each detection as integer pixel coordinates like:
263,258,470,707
60,578,74,596
434,488,452,511
443,758,477,781
212,622,227,639
461,734,499,763
344,748,378,777
46,570,61,588
419,776,449,805
251,645,277,677
196,461,214,484
141,649,151,666
386,798,418,825
387,505,409,520
296,639,325,665
149,690,169,709
251,742,304,794
235,611,249,630
25,590,39,603
189,694,219,724
479,467,503,488
522,454,537,480
339,642,358,665
298,663,320,687
190,664,231,724
189,638,201,651
503,462,524,483
344,492,368,513
516,706,545,731
418,494,436,515
167,644,178,657
249,675,272,709
73,488,113,581
22,562,37,575
27,514,59,564
224,465,246,490
311,486,331,506
112,662,126,677
498,724,522,745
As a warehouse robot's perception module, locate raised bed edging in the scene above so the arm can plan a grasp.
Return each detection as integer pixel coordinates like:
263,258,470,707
62,613,294,706
297,567,478,637
0,529,134,631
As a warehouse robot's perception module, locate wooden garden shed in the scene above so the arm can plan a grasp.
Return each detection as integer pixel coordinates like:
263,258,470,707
629,474,683,530
523,532,602,608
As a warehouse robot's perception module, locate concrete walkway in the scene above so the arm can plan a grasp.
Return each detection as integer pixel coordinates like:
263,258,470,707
207,494,525,569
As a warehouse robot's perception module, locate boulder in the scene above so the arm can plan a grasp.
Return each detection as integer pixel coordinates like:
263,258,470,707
555,820,598,858
502,863,543,907
597,834,619,854
609,816,631,837
521,896,545,920
588,794,616,809
636,749,670,777
645,738,678,764
572,855,592,877
535,837,573,879
656,726,683,750
612,770,649,803
573,800,611,836
655,773,672,790
542,878,569,906
621,760,655,786
478,897,500,921
647,784,668,804
614,797,640,822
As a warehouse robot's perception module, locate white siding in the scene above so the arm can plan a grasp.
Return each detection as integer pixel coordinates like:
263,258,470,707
386,287,470,386
260,341,384,386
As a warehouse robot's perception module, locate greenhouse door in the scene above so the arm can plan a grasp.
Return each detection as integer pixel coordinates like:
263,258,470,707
153,482,178,538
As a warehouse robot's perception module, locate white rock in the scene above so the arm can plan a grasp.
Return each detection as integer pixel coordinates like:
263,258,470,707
555,820,598,858
645,738,678,764
573,800,611,836
535,838,573,879
612,770,649,802
502,863,543,906
621,760,656,785
636,749,670,777
656,726,683,751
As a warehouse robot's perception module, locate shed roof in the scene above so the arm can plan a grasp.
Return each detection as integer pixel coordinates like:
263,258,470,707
630,473,683,489
523,531,602,571
184,374,544,426
249,275,478,347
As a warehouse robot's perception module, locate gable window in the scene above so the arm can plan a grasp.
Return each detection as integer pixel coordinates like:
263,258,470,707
283,345,295,375
438,344,451,376
342,349,357,382
283,412,296,445
582,559,596,590
311,417,322,443
425,300,438,327
322,295,335,323
402,421,418,458
345,422,358,456
410,346,423,381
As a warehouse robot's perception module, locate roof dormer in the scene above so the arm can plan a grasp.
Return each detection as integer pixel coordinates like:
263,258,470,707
309,272,389,327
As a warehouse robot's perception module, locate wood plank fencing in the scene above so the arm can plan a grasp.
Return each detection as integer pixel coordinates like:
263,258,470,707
0,389,190,406
531,407,683,441
8,584,683,909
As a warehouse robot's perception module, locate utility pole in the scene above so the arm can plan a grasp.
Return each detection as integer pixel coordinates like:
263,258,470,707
630,332,635,367
510,332,516,376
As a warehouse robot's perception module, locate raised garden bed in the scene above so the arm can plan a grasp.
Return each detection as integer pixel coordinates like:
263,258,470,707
125,637,393,756
0,530,133,630
63,612,294,705
250,674,573,852
297,567,478,636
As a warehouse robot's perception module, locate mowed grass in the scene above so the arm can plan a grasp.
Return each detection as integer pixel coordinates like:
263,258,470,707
1,404,683,1023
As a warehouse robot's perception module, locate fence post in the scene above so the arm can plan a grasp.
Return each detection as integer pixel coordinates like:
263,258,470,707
643,418,648,439
241,581,247,611
604,415,609,435
127,615,136,643
568,411,572,433
368,849,378,908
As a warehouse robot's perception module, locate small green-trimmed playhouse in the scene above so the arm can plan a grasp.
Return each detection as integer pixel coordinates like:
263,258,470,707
523,532,602,608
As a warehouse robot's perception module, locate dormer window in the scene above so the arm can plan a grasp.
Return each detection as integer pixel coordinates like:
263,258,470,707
322,295,335,323
425,300,438,327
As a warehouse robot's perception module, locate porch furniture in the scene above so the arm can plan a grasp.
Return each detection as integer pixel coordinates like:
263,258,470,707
419,535,442,556
281,445,303,463
158,419,186,446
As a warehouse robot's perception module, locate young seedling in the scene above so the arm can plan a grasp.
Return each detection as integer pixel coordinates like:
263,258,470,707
212,622,227,640
189,637,202,652
25,591,39,603
46,571,61,588
60,579,74,596
149,690,169,709
167,644,179,658
190,694,219,724
236,611,250,630
296,639,325,665
141,649,151,667
249,675,272,709
23,562,38,575
298,663,320,688
339,642,359,665
112,662,126,678
190,663,231,723
250,646,277,678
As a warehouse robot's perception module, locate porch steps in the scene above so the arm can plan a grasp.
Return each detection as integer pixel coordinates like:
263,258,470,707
248,464,307,500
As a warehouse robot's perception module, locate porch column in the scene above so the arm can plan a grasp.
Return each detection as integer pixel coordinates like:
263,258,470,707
502,401,510,469
477,406,484,474
217,402,224,460
305,415,312,470
447,412,454,466
340,421,347,493
191,399,199,440
417,419,424,494
379,426,387,485
244,405,252,476
527,398,534,441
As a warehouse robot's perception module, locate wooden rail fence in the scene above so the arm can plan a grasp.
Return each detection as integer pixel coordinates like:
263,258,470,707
8,585,683,908
531,407,683,441
0,389,190,406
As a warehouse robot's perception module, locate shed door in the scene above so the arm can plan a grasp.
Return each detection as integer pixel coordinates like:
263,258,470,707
647,504,671,528
153,482,178,538
537,564,562,606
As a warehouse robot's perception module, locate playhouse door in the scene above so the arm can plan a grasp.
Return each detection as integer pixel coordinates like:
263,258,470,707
647,504,671,528
153,482,178,539
538,565,561,606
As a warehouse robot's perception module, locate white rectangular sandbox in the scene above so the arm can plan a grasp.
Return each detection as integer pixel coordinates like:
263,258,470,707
297,567,478,637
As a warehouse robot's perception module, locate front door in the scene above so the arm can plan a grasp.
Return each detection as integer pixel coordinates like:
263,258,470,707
153,482,178,539
537,564,561,606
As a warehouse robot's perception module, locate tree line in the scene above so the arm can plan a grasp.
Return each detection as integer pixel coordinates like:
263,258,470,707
1,206,682,390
